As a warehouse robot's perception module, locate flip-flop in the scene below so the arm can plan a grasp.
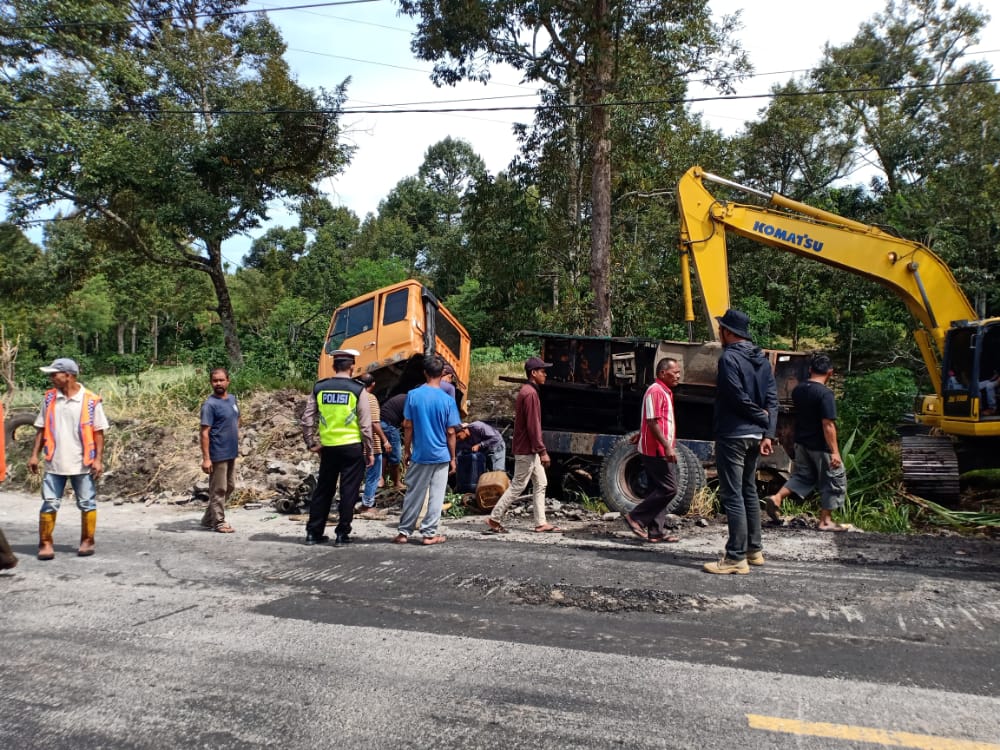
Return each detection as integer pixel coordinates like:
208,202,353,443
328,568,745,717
486,519,509,534
817,524,849,532
421,535,447,546
214,524,235,533
764,496,782,524
392,533,409,544
622,514,648,540
647,535,680,543
534,525,563,533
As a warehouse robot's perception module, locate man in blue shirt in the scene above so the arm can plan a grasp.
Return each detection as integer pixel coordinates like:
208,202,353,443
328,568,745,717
200,368,240,533
393,354,461,546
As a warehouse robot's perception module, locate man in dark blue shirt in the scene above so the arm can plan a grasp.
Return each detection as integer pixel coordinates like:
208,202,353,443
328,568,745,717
704,309,778,575
200,368,240,533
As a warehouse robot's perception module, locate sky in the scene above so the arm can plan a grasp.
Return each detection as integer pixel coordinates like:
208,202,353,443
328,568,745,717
7,0,1000,264
258,0,1000,217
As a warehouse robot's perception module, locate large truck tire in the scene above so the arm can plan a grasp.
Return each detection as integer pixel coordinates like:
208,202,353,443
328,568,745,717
600,432,691,516
674,443,706,515
4,409,36,447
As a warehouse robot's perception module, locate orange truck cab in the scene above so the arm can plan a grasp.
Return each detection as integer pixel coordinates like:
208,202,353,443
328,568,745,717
318,280,471,414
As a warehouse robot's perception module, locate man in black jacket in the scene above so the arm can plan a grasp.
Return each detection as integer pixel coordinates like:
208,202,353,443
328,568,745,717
704,309,778,575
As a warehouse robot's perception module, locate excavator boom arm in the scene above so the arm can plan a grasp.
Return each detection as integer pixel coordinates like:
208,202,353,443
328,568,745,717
677,167,977,365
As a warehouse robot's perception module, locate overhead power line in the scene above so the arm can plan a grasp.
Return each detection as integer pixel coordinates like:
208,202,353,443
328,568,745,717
4,77,998,117
1,0,381,32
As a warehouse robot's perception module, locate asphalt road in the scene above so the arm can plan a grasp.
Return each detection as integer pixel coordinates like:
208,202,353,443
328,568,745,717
2,490,999,749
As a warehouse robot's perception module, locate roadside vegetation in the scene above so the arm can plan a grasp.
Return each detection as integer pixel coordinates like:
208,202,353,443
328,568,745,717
1,2,999,532
4,350,998,534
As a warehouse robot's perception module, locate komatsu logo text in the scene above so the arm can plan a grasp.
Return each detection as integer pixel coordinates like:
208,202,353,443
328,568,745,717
752,221,824,252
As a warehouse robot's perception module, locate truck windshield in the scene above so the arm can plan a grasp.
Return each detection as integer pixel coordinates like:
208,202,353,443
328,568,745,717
325,298,374,353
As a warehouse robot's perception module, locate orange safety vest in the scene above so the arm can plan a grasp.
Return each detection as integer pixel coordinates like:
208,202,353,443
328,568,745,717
42,388,102,465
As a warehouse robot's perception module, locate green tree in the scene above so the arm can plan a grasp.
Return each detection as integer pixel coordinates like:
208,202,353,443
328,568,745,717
397,0,749,335
901,65,1000,317
811,0,989,193
735,81,859,198
0,0,354,366
462,173,549,341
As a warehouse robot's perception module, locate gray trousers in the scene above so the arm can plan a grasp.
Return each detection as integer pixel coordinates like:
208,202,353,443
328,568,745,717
398,462,450,538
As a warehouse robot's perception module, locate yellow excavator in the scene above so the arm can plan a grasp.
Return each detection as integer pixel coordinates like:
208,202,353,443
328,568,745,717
676,165,1000,501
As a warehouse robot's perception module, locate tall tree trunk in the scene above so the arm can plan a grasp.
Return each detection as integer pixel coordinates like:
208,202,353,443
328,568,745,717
130,322,137,354
117,322,125,355
587,0,613,336
150,315,159,363
204,238,244,367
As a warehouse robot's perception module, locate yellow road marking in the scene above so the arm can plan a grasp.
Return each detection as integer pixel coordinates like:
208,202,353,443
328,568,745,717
746,714,1000,749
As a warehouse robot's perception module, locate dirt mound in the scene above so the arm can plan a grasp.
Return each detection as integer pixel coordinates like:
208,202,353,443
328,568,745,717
5,389,319,505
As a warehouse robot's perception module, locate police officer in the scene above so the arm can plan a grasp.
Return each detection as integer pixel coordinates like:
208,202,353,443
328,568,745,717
301,349,374,547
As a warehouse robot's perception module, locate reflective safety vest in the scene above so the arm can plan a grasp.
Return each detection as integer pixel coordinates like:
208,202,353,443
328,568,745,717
42,387,102,465
314,377,364,447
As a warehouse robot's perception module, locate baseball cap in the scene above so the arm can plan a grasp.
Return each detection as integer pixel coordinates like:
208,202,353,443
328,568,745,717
39,358,80,375
330,349,360,358
524,356,553,375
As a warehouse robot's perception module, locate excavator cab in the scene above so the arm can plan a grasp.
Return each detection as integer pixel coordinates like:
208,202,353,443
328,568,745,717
941,323,1000,420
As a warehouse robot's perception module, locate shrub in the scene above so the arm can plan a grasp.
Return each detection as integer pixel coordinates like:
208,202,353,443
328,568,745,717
102,354,148,377
471,347,506,364
505,342,537,362
838,367,918,438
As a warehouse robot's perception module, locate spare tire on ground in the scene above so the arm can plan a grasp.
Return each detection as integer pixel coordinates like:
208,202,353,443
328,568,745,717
4,409,36,447
599,432,704,517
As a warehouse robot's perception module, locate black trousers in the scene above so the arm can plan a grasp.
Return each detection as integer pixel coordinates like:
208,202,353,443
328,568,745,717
307,444,365,539
630,454,678,538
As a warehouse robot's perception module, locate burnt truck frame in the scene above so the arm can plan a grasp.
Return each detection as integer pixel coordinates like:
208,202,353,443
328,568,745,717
508,332,811,515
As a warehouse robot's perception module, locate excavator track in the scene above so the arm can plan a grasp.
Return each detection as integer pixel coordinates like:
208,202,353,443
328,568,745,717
900,435,960,504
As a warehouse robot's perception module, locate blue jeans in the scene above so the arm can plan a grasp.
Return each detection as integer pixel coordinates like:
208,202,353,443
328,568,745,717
41,472,97,514
397,462,450,538
485,443,506,472
363,454,383,507
381,422,402,465
715,437,762,561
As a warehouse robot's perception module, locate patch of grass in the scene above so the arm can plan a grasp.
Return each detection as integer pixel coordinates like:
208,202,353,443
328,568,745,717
469,360,524,393
686,486,718,517
839,428,911,533
578,493,609,514
443,491,468,518
842,495,913,534
905,494,1000,529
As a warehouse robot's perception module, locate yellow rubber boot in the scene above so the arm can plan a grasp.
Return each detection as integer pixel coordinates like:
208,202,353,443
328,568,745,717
38,512,57,560
78,510,96,557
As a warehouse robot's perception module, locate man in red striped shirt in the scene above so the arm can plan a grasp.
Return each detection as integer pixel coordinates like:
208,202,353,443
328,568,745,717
623,358,682,543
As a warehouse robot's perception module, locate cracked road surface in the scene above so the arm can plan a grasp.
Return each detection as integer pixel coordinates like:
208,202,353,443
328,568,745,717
2,490,999,749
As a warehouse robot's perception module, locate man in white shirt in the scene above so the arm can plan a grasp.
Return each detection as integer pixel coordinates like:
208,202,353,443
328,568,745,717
28,358,110,560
